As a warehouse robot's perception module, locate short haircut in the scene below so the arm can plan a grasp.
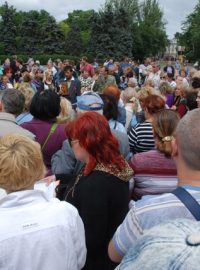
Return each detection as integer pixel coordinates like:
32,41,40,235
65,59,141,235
143,94,165,114
121,87,137,104
63,65,73,73
0,134,45,192
153,109,180,156
137,86,157,102
103,85,121,101
1,89,25,115
82,56,88,62
30,90,61,121
18,86,34,112
175,108,200,170
192,77,200,89
167,73,174,79
159,82,173,95
185,91,198,111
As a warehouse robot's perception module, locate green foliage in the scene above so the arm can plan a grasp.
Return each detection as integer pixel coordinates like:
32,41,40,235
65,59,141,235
0,55,80,64
88,0,167,60
0,1,17,54
62,10,94,54
59,21,70,37
88,4,133,60
0,0,167,60
65,21,82,56
65,10,94,32
178,0,200,61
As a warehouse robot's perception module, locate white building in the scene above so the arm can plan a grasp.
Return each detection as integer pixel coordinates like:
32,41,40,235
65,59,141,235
165,38,178,59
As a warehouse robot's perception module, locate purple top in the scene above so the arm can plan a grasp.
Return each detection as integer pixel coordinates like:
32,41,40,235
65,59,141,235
21,118,67,174
165,94,174,108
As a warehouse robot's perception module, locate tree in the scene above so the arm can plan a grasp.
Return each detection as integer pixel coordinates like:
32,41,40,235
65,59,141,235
40,12,65,54
0,1,17,54
60,10,94,54
19,11,41,55
65,21,82,56
179,0,200,60
88,3,133,60
89,0,167,61
135,0,167,59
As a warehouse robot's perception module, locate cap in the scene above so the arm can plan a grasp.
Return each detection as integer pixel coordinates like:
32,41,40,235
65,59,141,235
76,92,104,111
116,219,200,270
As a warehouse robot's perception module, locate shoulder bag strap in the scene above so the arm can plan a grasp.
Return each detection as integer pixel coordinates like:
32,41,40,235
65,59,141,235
172,186,200,221
41,123,58,151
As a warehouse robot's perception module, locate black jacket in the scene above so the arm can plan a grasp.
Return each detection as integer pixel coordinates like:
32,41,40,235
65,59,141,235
59,170,130,270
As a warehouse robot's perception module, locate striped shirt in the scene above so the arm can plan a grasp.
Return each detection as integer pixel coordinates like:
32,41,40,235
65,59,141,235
130,150,177,200
128,121,155,154
112,186,200,257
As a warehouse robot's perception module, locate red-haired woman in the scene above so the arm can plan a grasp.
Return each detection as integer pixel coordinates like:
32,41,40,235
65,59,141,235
58,112,133,270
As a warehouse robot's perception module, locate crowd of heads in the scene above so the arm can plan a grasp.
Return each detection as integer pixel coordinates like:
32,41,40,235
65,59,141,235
1,55,200,269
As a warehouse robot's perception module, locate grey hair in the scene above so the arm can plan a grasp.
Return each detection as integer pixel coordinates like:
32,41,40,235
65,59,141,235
1,89,25,115
175,109,200,170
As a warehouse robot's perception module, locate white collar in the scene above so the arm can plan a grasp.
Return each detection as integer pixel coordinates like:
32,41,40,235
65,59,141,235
65,76,75,81
0,190,51,208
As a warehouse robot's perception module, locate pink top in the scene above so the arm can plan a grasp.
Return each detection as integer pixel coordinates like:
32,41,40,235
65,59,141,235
130,150,177,200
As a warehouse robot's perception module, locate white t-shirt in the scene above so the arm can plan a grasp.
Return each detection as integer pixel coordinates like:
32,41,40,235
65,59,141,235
0,190,86,270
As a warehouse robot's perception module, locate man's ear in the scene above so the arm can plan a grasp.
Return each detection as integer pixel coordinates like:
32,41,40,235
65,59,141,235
171,137,178,158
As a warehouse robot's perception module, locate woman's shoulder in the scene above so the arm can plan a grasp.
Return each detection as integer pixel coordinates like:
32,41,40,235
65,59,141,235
84,169,129,185
133,121,152,131
130,150,176,172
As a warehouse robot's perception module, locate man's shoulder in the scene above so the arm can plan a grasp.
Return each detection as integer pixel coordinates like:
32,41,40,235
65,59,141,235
132,188,200,214
133,192,175,210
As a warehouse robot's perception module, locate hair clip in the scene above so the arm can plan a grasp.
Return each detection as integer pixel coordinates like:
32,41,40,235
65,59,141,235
162,136,174,142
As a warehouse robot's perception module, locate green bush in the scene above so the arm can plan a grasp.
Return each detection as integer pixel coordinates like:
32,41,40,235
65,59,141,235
0,54,81,65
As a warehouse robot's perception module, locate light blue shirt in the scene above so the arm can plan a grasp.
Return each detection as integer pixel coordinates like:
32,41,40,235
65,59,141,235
112,186,200,256
16,112,33,125
109,119,127,134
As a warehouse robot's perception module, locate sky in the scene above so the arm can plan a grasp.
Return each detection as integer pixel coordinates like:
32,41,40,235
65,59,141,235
1,0,198,39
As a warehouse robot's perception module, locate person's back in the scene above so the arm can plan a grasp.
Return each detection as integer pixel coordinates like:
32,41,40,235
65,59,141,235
131,150,177,199
0,190,86,270
108,109,200,263
0,134,86,270
115,219,200,270
130,110,179,199
21,90,66,174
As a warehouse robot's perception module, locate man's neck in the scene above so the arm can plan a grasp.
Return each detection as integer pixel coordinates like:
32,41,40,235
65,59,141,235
177,162,200,187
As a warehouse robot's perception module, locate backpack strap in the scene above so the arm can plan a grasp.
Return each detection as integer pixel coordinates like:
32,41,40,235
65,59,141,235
172,186,200,221
113,121,117,130
41,123,58,151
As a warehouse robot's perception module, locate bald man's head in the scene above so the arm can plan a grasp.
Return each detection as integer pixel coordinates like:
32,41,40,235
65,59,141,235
175,109,200,170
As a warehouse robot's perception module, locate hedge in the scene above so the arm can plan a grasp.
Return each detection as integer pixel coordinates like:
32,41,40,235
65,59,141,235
0,55,81,65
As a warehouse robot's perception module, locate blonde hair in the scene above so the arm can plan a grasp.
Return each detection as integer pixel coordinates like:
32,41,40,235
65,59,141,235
57,97,73,124
121,87,138,104
159,82,173,95
18,86,34,112
0,134,46,192
43,70,53,82
144,79,155,88
137,86,157,102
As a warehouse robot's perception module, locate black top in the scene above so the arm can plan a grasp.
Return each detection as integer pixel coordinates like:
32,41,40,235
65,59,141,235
66,170,129,270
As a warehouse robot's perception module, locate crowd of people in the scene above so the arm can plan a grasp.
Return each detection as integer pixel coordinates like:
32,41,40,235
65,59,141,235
0,55,200,269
